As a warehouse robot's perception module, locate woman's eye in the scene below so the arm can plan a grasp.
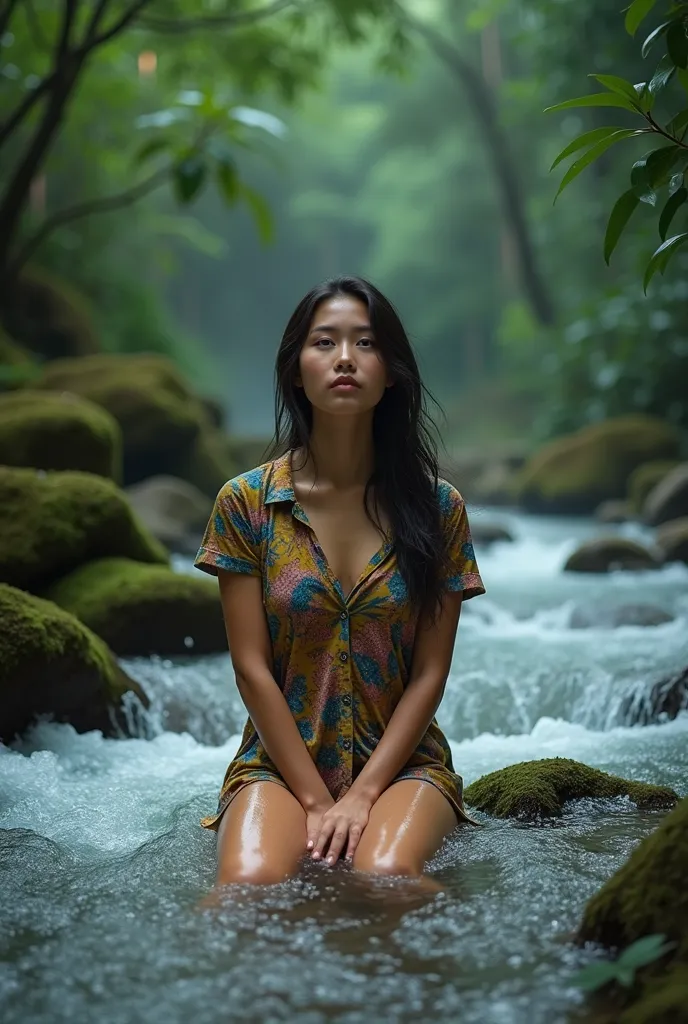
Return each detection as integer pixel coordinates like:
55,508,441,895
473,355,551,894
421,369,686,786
315,338,333,347
358,338,374,347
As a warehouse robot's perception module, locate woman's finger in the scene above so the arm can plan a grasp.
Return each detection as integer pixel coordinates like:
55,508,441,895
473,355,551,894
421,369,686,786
324,825,349,865
310,820,335,861
344,822,363,861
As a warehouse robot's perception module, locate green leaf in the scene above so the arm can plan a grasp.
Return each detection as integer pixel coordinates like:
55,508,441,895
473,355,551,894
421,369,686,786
641,20,674,58
645,144,683,186
644,232,688,291
215,155,240,204
625,0,660,36
590,73,643,102
134,137,172,165
173,154,207,203
667,109,688,136
615,967,636,988
669,171,685,194
667,20,688,68
553,129,645,202
550,127,630,171
570,962,618,992
648,54,676,94
617,934,678,969
604,189,640,263
237,182,274,244
544,93,643,114
679,67,688,95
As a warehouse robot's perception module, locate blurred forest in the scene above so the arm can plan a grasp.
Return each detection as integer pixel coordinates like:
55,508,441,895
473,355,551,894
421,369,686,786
2,0,687,442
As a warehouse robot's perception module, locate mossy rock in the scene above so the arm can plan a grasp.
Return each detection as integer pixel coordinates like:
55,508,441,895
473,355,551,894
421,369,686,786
47,557,226,656
0,389,122,479
2,265,100,360
656,517,688,565
576,797,688,1023
627,460,682,514
643,463,688,526
0,465,168,592
512,416,681,515
463,757,678,821
0,583,148,743
34,353,235,493
564,537,662,573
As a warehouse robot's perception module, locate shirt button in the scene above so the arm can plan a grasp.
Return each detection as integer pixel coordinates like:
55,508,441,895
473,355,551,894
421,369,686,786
339,651,348,663
342,739,352,751
342,694,351,706
340,611,347,620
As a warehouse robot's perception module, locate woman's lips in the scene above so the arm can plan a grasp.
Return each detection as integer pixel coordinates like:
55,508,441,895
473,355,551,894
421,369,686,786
331,382,359,390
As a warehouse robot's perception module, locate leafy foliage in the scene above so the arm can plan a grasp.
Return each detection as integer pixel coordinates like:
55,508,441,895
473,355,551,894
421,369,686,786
545,0,688,288
571,933,677,993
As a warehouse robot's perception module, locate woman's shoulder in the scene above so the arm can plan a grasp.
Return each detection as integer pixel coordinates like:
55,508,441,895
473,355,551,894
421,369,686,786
435,476,465,514
216,459,274,506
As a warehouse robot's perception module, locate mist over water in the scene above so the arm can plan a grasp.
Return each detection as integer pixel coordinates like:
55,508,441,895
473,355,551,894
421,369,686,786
2,508,687,1024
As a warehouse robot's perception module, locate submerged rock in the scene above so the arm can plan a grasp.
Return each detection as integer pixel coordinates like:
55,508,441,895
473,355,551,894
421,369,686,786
643,463,688,526
512,415,680,515
0,466,168,592
576,796,688,1024
34,353,237,494
619,667,688,726
46,557,226,657
125,475,213,555
655,517,688,566
463,757,678,821
564,537,662,573
569,603,674,629
0,583,148,743
0,389,122,479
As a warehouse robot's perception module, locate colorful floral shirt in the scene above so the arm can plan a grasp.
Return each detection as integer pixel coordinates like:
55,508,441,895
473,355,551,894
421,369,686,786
194,450,486,830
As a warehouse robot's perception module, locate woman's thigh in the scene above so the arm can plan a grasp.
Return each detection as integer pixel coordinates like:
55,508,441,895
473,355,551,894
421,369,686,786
352,779,458,877
215,780,307,886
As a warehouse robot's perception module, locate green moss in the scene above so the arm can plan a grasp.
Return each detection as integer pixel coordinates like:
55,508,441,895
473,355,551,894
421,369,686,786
0,327,41,390
0,582,148,742
576,797,688,1023
512,416,681,514
47,557,226,656
0,465,168,592
627,461,682,513
0,389,122,479
3,265,100,359
34,352,230,489
463,757,678,821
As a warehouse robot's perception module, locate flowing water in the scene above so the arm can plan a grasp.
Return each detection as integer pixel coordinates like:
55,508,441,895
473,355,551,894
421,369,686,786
2,508,687,1024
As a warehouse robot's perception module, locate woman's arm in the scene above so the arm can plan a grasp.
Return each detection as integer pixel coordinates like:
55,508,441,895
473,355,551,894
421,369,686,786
345,590,464,805
217,569,332,813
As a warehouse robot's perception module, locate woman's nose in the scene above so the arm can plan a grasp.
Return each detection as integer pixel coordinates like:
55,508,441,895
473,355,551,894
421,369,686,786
334,343,355,369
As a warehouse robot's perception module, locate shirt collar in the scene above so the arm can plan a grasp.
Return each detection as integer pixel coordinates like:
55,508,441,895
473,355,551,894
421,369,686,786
264,450,296,504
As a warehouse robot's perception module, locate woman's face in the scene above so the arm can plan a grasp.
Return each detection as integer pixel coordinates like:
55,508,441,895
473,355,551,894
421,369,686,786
296,294,392,415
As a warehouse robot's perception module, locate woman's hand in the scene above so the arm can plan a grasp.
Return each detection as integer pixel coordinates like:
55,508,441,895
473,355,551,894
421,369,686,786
307,790,374,865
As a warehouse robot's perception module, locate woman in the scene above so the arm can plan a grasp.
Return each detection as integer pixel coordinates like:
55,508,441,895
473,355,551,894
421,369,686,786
194,275,486,890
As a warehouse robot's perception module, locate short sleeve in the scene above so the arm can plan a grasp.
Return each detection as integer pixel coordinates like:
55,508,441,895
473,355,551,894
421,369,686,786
438,480,486,601
194,475,262,578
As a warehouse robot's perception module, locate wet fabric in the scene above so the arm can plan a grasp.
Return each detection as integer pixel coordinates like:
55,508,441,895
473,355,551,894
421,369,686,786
194,450,486,830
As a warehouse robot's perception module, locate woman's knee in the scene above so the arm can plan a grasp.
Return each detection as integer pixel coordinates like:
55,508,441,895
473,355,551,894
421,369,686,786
217,860,301,887
352,851,422,878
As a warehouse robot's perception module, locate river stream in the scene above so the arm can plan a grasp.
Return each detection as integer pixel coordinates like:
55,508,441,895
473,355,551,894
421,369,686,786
2,507,687,1024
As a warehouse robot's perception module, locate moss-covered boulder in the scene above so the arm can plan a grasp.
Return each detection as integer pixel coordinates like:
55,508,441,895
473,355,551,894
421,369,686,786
643,463,688,526
463,758,678,821
0,389,122,479
35,353,237,493
0,583,148,743
564,537,662,573
627,460,682,514
512,416,681,515
576,796,688,1024
656,517,688,565
47,557,226,656
2,265,100,360
0,327,40,391
0,466,168,592
595,500,634,524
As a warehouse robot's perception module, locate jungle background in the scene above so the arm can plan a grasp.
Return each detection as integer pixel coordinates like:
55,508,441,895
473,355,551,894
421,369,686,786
3,0,686,452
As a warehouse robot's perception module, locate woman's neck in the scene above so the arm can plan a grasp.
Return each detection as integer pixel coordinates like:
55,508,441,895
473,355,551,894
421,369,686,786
294,415,375,490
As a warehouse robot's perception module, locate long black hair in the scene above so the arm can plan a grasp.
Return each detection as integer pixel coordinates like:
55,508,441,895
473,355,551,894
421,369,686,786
265,275,449,620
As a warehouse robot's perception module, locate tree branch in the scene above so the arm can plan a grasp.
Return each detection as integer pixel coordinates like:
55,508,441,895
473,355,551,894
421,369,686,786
398,6,556,327
9,165,172,277
140,0,298,33
0,0,21,40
